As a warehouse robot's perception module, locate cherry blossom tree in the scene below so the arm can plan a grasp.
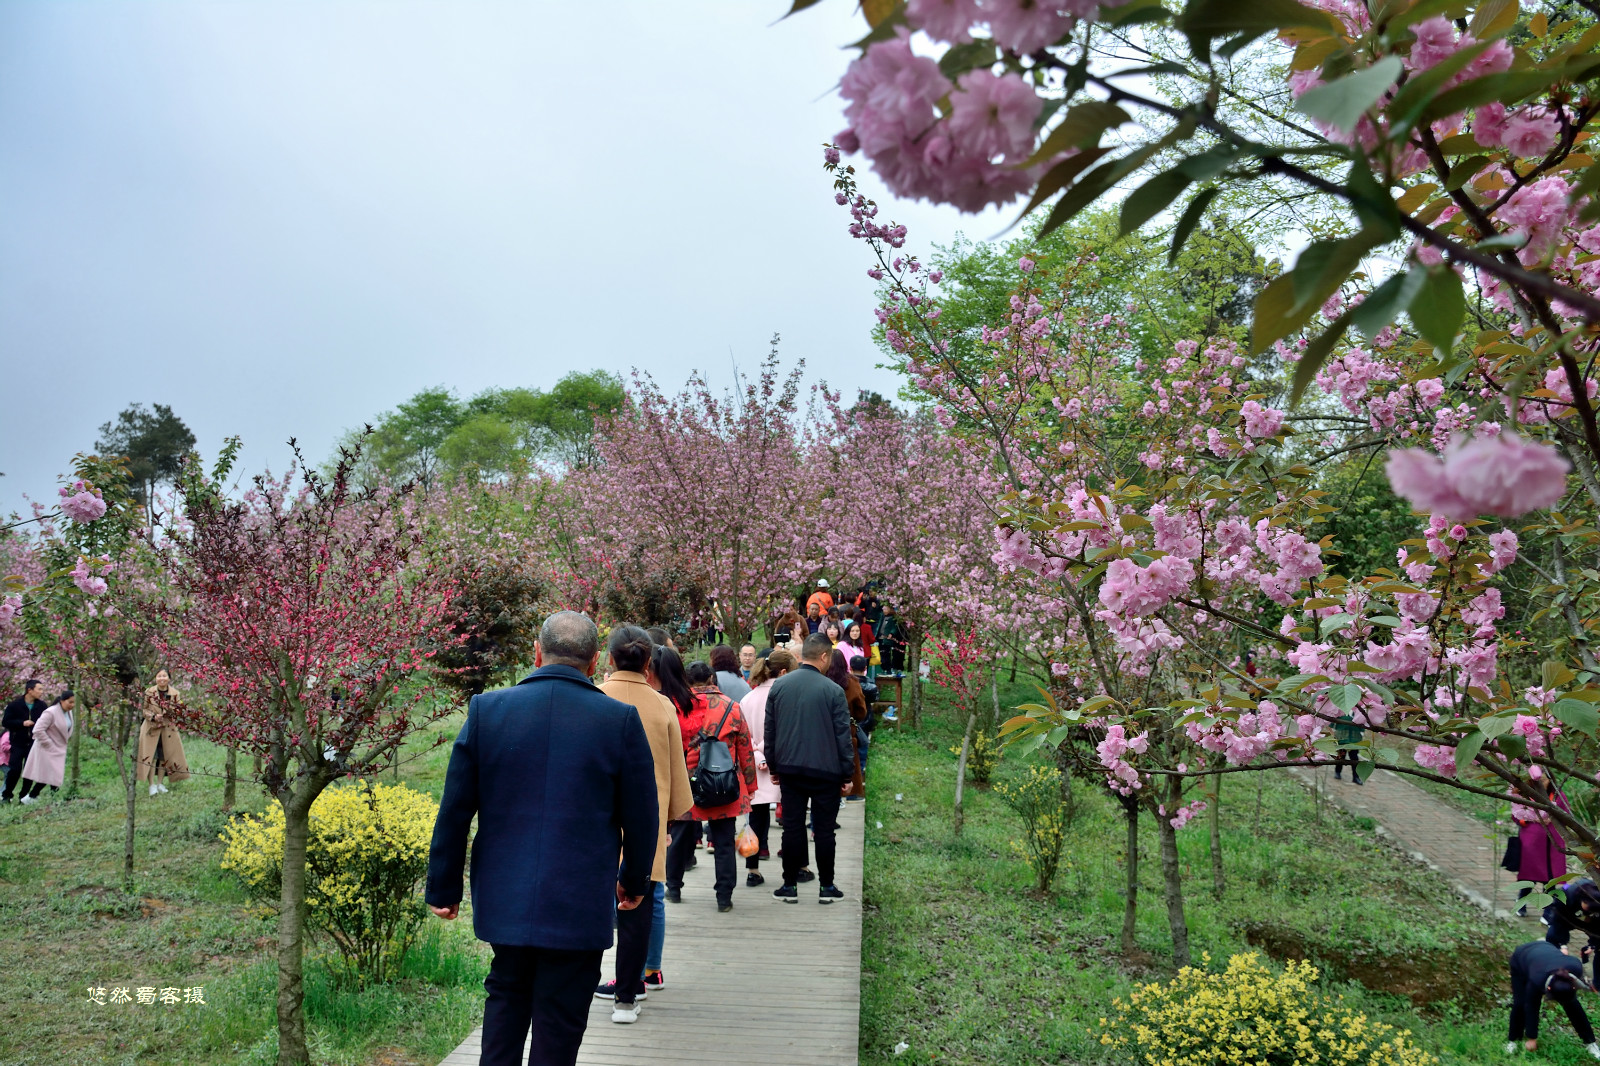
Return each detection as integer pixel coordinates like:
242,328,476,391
139,441,463,1066
824,110,1600,962
575,340,823,644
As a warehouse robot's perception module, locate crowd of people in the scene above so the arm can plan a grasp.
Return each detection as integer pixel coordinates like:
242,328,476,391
426,590,880,1065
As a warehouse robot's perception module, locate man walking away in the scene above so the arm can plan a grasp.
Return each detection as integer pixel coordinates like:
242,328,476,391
1,680,44,803
1507,939,1600,1058
426,611,659,1066
764,633,855,904
596,626,693,1023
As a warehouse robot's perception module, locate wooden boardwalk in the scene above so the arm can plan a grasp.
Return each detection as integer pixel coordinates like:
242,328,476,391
438,801,864,1066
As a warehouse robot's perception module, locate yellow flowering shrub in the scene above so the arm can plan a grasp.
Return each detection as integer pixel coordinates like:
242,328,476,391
221,780,438,986
1099,952,1437,1066
950,728,1001,783
994,763,1070,892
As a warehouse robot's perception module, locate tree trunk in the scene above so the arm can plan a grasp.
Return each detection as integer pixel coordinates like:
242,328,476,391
953,712,976,837
1119,794,1139,955
223,746,237,811
1158,779,1192,969
907,636,924,729
1208,772,1224,898
276,789,317,1066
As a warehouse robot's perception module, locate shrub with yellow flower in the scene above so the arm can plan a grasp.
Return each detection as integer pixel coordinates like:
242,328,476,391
1099,952,1436,1065
994,763,1071,892
221,780,438,987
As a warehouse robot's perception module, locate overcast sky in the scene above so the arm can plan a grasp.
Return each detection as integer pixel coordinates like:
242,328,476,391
0,1,1015,516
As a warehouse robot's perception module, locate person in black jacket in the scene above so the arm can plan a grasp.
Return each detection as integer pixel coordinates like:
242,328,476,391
764,632,856,904
426,611,658,1066
1,680,44,803
1507,939,1600,1057
1545,877,1600,947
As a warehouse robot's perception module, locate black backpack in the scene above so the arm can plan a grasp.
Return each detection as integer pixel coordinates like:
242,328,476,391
690,702,741,809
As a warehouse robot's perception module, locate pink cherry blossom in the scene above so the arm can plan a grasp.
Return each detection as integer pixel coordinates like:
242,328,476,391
1386,433,1569,519
905,0,981,42
1502,108,1560,159
58,481,107,524
947,70,1042,164
1239,400,1285,438
983,0,1085,54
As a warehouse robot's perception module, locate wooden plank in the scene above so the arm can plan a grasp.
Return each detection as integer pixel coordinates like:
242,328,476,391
436,802,864,1066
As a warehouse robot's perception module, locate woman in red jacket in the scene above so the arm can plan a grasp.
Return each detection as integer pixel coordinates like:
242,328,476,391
669,661,757,912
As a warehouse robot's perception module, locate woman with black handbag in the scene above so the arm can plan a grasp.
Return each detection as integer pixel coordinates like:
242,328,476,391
667,661,757,912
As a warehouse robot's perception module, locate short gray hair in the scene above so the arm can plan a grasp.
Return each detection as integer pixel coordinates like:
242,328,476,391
539,610,599,666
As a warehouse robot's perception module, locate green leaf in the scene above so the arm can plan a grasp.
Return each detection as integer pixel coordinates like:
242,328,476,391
1295,56,1403,134
1454,731,1486,775
1523,891,1554,910
1014,148,1112,224
1168,187,1220,265
1552,697,1600,736
1176,0,1338,57
1319,613,1357,637
1410,267,1465,351
1102,0,1173,27
1289,309,1353,404
938,41,999,79
1275,673,1322,694
1375,746,1402,765
1356,759,1376,780
780,0,826,16
1329,682,1365,712
1444,154,1491,191
1349,268,1427,339
1368,615,1401,626
1424,68,1572,123
1477,714,1516,738
1119,168,1193,236
1026,102,1132,165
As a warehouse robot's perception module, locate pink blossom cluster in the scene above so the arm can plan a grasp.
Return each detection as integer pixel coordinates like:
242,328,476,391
1096,723,1149,794
1166,799,1207,830
1184,700,1286,765
69,556,108,596
58,481,107,524
1386,433,1569,519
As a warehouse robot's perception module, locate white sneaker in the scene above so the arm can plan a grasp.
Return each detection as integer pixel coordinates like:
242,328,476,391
19,795,34,805
1586,1042,1600,1059
157,784,169,793
149,784,160,796
611,1000,642,1024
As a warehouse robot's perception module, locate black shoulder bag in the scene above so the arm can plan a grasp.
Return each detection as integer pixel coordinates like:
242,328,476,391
690,702,741,809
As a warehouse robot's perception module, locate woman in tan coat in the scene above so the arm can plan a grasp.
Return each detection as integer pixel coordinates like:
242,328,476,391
138,670,189,795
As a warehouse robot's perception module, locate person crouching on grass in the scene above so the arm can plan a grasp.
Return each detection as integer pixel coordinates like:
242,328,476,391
1507,939,1600,1058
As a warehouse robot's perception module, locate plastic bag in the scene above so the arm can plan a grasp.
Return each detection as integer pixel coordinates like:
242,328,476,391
735,824,760,857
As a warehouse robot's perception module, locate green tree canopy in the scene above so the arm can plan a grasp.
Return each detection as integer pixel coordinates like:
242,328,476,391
94,403,198,509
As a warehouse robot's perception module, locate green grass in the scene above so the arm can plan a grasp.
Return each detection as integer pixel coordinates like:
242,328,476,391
858,686,1589,1065
0,715,486,1066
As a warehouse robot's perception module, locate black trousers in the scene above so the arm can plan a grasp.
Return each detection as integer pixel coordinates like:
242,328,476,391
1510,984,1596,1044
482,944,602,1066
667,817,736,902
2,731,32,799
613,880,656,1004
746,803,772,870
779,775,842,887
879,643,905,672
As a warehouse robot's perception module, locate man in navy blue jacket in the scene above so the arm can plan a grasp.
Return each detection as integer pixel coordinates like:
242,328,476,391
427,611,658,1066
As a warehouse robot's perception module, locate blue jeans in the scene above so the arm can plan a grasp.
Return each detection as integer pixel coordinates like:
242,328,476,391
646,882,665,972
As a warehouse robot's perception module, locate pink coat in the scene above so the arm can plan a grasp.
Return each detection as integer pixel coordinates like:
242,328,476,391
1519,791,1572,884
21,702,73,788
739,682,782,806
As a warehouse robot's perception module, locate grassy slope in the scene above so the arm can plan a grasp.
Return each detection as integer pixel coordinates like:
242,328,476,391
858,684,1586,1066
0,713,484,1066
